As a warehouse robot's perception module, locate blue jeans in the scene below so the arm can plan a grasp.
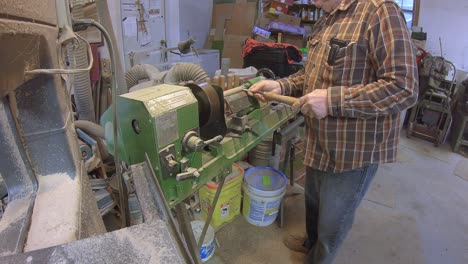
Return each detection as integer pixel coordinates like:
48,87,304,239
303,164,379,264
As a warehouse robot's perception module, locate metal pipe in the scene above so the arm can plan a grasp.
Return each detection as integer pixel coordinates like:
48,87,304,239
197,174,226,250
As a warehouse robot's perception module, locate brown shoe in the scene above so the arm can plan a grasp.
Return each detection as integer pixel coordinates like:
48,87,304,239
282,234,309,253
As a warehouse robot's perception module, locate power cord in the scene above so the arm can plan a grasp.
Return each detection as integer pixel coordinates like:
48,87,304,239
25,33,93,75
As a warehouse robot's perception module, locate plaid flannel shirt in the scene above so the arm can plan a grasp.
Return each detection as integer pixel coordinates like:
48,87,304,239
277,0,418,172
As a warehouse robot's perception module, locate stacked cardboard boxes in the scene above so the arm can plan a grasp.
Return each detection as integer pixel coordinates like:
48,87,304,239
208,0,257,68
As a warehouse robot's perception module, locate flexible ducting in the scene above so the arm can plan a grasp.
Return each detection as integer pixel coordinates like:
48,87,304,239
125,64,161,90
67,0,96,122
75,120,105,139
74,120,110,161
164,63,209,84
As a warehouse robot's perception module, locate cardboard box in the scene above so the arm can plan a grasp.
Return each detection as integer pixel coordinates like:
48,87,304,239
253,34,275,43
212,2,257,36
223,35,250,68
283,34,305,48
257,15,274,29
278,13,301,27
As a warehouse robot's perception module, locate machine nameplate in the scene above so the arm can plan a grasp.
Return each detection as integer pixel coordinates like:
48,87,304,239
155,111,178,147
146,90,194,115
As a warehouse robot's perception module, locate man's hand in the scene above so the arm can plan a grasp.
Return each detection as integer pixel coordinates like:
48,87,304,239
292,89,329,119
248,80,282,102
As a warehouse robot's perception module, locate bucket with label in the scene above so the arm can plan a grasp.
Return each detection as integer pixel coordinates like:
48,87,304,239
199,164,244,230
191,220,215,262
242,166,288,226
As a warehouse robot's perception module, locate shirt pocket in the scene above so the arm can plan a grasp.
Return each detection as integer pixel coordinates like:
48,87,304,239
325,38,369,87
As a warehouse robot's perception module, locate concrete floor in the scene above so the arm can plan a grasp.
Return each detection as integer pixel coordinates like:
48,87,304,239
206,135,468,264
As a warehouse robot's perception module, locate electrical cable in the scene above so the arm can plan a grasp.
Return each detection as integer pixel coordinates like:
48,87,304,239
73,19,126,228
25,34,94,75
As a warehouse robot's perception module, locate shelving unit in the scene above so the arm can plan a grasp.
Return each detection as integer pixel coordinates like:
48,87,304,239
257,1,325,48
289,3,322,25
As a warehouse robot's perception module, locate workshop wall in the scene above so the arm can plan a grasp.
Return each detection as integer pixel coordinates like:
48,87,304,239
178,0,213,49
419,0,468,71
104,0,212,70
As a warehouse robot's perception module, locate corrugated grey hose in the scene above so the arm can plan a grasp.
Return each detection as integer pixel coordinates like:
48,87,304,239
68,0,96,122
164,63,209,84
74,120,110,161
125,64,160,90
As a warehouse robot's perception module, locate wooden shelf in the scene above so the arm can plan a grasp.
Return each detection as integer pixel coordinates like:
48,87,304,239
301,19,316,24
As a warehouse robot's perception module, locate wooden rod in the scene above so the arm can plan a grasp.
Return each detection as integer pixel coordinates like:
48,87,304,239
219,75,226,90
263,92,298,106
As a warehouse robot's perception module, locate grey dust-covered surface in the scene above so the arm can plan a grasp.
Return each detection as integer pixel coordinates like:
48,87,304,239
0,221,184,264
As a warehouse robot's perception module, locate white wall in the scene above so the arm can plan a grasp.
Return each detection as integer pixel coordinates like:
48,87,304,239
102,0,125,68
103,0,213,69
178,0,213,49
419,0,468,71
165,0,180,47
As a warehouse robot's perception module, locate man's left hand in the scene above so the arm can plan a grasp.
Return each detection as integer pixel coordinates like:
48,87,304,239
292,89,329,119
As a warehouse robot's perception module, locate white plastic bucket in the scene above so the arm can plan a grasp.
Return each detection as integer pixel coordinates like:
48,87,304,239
191,221,215,262
242,167,288,226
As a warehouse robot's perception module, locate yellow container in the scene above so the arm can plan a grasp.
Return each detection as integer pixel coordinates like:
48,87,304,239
199,164,244,230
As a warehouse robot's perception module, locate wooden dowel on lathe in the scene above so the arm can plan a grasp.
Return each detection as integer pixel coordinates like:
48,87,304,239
213,76,220,86
223,86,244,96
219,75,226,90
234,74,240,87
227,74,233,90
205,77,211,85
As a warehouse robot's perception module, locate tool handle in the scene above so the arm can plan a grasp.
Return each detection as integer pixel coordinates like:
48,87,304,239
263,92,298,106
223,86,244,96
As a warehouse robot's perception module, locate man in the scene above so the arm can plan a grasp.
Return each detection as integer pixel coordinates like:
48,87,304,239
249,0,418,263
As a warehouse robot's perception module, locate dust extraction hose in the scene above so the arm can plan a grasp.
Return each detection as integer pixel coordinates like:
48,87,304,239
164,63,208,84
74,120,110,160
75,120,104,138
67,0,96,122
125,64,160,90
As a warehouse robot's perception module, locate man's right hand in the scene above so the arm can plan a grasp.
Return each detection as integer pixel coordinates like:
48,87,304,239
248,80,282,102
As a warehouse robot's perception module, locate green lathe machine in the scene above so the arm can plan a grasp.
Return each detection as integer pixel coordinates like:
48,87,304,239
102,77,295,207
101,77,296,263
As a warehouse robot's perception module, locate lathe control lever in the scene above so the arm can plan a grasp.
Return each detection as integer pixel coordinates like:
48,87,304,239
176,167,200,181
182,131,223,152
165,154,177,168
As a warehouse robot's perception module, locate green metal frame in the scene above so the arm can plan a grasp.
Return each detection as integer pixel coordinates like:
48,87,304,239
102,84,294,207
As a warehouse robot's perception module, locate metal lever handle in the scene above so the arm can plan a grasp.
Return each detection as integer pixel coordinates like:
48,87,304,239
203,135,223,146
176,167,200,181
183,131,223,152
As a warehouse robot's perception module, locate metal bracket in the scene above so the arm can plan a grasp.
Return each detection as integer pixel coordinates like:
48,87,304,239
227,115,248,134
159,144,178,178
